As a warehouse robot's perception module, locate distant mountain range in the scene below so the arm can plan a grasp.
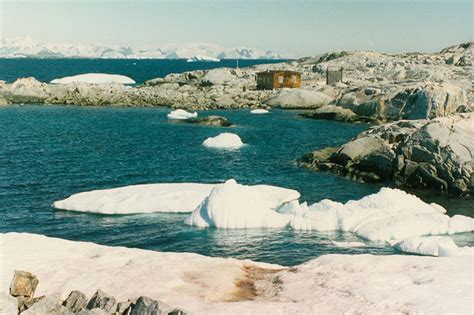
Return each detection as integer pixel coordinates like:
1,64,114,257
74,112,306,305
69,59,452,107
0,36,286,60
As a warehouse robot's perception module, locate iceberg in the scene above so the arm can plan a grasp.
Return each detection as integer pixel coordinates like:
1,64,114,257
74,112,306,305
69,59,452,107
202,133,244,149
50,73,136,85
286,188,474,241
250,109,270,114
53,183,214,214
185,179,300,228
167,109,198,120
1,233,472,314
186,55,220,62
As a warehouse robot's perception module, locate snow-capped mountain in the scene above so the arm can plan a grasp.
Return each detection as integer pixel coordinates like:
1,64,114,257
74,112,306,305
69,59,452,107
0,36,286,59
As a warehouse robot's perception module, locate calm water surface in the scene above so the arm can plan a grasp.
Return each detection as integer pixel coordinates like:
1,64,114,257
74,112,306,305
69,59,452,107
1,105,472,266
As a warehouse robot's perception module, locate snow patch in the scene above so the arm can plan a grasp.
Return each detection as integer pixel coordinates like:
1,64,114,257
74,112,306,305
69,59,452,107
167,109,198,120
186,55,220,62
53,183,215,214
202,133,244,149
50,73,135,85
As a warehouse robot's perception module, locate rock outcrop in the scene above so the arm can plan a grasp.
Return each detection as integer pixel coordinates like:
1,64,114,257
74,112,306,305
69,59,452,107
300,113,474,196
3,271,188,315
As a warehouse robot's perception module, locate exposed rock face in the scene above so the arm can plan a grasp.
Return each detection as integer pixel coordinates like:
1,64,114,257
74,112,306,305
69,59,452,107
300,113,474,196
265,89,333,108
301,105,378,123
126,296,172,315
9,270,39,297
22,295,71,315
63,290,88,313
86,290,116,312
185,115,234,127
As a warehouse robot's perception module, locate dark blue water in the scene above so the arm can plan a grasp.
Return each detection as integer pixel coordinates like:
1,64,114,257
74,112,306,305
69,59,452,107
0,105,472,266
0,58,286,84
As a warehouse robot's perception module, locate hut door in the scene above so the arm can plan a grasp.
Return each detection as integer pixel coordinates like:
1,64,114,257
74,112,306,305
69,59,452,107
278,76,284,84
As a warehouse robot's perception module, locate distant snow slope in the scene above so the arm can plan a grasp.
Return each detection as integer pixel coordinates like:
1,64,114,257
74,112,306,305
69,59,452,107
1,233,472,314
0,36,284,59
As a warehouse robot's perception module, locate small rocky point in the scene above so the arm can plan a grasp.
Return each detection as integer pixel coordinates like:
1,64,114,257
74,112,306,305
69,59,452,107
0,270,188,315
300,113,474,196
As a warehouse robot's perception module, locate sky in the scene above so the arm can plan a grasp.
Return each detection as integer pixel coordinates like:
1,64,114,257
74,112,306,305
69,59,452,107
0,0,472,57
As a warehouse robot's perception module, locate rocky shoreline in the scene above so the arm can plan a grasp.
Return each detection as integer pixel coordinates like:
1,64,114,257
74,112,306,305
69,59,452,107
300,113,474,196
3,270,186,314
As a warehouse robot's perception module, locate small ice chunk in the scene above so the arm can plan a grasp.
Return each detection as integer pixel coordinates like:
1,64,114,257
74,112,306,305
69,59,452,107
202,133,244,150
250,109,269,114
167,109,198,120
393,236,474,257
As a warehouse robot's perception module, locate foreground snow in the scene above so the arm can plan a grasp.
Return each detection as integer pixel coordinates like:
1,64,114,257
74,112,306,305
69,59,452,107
53,183,214,214
50,73,136,85
202,133,245,149
0,233,472,314
167,109,198,120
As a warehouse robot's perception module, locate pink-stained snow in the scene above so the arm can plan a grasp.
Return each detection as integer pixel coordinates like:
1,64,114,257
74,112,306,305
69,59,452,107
50,73,136,85
0,233,472,314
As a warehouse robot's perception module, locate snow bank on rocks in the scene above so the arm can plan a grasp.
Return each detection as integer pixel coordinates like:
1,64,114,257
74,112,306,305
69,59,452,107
1,233,472,314
202,133,244,149
167,109,198,120
50,73,136,85
250,109,269,114
392,236,474,257
265,89,333,109
185,179,300,228
286,188,474,241
53,183,215,214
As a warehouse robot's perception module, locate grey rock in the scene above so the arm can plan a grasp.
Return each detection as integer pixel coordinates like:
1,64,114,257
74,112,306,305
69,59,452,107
10,270,39,297
62,290,87,313
21,294,71,315
186,115,234,127
127,296,172,315
335,136,386,163
168,308,188,315
86,290,116,312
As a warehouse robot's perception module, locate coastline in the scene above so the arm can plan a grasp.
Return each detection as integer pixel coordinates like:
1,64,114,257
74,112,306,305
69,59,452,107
1,233,472,314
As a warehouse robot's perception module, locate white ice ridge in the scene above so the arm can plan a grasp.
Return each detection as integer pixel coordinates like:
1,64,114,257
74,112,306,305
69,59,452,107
53,183,215,214
250,108,269,114
202,133,244,149
185,179,300,228
186,55,220,62
1,233,472,314
392,236,474,257
167,109,198,120
50,73,136,85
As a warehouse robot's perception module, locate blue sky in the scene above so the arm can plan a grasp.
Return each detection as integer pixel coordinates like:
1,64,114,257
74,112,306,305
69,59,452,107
0,0,472,57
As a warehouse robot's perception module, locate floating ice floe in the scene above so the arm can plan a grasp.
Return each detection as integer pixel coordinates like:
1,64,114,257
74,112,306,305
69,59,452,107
53,183,215,214
392,236,474,257
202,133,244,149
50,73,136,85
250,108,269,114
185,179,300,228
167,109,198,120
1,233,472,314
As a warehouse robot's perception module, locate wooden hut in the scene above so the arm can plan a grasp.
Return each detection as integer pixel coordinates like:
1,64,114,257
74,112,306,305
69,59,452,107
256,70,301,90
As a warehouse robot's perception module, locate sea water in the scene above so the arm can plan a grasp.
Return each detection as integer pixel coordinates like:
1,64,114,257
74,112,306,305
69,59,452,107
1,106,472,266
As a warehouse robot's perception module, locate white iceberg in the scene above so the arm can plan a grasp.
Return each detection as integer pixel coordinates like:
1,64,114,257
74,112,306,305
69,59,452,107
250,109,270,114
1,233,472,314
392,236,474,257
185,179,300,228
202,133,244,150
287,188,474,242
186,55,220,62
50,73,135,85
53,183,214,214
167,109,198,120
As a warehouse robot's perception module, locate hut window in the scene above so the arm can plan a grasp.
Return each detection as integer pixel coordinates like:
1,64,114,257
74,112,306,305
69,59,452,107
278,76,284,84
